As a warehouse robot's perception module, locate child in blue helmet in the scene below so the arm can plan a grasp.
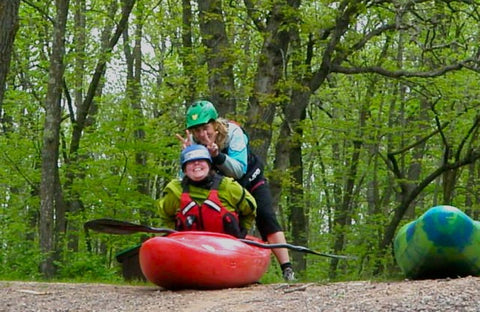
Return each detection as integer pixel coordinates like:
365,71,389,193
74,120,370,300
157,144,256,238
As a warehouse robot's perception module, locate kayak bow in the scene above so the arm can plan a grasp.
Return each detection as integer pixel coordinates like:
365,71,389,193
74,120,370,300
139,231,271,289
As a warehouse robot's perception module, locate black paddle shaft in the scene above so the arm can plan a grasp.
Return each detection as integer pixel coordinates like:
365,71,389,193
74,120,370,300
84,218,176,235
84,218,356,260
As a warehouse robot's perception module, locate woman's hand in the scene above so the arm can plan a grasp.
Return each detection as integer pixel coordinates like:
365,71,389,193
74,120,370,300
175,130,192,149
204,136,219,157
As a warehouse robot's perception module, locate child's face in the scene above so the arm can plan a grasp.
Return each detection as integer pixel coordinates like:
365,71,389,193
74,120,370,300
184,159,210,181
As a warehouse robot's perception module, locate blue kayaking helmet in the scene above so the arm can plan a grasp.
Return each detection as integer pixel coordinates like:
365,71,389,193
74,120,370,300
180,144,212,169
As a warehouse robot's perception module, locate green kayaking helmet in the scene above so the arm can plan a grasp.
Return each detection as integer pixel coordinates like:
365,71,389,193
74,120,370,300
186,100,219,129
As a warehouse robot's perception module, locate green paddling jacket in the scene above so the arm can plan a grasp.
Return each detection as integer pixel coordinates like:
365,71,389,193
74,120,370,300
156,175,257,233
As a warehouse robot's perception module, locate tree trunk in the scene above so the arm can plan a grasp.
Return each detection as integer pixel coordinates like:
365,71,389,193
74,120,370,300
329,138,362,278
244,1,295,160
70,0,135,156
465,162,480,219
0,0,20,130
39,0,69,278
124,2,151,221
197,0,236,115
181,0,196,103
63,0,87,252
285,95,308,272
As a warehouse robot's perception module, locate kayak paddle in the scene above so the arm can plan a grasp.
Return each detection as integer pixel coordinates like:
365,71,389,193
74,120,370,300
84,218,356,260
84,218,176,235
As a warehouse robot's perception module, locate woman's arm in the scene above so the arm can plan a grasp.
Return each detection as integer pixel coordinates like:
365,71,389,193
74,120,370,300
212,124,248,179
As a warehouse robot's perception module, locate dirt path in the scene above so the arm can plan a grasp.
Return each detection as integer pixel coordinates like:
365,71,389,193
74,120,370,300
1,277,479,311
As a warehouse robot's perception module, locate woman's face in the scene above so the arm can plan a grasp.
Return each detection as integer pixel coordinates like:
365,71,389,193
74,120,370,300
190,122,217,145
184,159,210,181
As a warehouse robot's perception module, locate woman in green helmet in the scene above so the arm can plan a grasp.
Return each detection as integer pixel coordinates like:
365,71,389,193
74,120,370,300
176,100,295,282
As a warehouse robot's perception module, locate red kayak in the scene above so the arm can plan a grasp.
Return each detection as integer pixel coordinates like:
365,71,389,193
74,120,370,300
139,231,271,290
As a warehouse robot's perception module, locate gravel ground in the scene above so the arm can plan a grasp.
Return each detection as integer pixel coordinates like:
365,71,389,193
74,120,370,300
1,276,479,311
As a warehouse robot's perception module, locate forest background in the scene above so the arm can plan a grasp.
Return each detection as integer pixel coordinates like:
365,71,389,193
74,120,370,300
1,0,480,283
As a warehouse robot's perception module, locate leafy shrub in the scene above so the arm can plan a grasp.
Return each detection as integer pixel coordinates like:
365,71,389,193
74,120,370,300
55,251,122,282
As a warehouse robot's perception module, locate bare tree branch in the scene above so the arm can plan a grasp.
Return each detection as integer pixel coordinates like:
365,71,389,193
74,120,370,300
330,59,474,77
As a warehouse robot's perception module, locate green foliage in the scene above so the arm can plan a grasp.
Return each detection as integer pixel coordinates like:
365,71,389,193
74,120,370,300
55,251,122,282
0,233,43,280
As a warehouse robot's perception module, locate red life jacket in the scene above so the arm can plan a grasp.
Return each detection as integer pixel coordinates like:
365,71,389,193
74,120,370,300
175,174,242,238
